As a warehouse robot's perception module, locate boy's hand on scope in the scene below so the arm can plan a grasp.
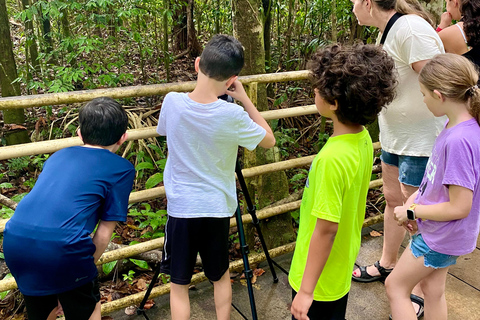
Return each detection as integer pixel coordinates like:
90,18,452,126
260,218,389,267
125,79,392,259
439,12,452,29
225,80,248,103
291,290,312,320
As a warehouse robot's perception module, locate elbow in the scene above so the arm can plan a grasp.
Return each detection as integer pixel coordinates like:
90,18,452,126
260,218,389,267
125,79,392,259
454,207,471,220
258,134,276,149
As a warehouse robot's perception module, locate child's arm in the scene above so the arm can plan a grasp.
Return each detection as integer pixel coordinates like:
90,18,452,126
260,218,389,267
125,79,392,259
225,80,276,148
394,185,473,224
291,218,338,320
92,220,117,263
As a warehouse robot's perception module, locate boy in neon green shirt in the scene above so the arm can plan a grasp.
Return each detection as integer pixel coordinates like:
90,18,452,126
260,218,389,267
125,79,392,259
289,43,398,320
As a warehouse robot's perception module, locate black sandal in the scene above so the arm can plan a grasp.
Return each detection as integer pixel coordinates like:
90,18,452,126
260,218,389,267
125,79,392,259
388,294,424,319
352,260,393,283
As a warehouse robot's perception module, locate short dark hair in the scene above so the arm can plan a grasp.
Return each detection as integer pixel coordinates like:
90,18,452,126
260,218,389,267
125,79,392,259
199,34,244,81
79,97,128,146
308,43,397,125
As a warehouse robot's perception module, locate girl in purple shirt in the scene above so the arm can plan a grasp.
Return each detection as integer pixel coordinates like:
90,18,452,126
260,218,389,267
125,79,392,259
387,53,480,320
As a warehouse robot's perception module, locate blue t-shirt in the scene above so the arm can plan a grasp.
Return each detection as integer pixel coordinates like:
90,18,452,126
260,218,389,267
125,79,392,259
3,146,135,296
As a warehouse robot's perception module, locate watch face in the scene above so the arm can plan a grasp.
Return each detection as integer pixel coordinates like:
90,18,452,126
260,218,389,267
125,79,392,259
407,209,414,220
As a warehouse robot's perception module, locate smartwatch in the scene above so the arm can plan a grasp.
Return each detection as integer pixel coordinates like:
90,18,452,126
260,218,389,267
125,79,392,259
407,203,417,220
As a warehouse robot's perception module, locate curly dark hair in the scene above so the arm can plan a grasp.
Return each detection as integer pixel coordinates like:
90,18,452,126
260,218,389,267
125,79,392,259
461,0,480,47
308,43,397,125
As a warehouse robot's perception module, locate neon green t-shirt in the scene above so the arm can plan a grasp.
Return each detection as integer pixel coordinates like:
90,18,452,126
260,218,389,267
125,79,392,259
289,128,373,301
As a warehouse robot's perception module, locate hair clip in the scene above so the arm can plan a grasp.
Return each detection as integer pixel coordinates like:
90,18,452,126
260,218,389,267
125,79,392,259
468,84,478,96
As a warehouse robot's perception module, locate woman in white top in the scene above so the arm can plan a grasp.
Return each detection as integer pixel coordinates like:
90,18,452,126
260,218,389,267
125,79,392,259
437,0,470,55
351,0,445,318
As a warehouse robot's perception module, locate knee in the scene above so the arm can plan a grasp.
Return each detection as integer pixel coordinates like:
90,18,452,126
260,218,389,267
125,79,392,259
385,273,405,301
421,280,445,300
385,275,398,301
382,183,403,207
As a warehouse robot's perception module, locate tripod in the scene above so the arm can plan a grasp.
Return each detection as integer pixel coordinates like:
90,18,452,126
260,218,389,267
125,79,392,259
137,158,287,320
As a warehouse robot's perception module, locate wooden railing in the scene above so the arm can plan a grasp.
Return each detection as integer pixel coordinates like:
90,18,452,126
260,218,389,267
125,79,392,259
0,70,384,315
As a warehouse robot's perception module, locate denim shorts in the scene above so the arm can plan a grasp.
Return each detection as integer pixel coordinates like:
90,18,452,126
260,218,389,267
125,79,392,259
380,150,429,187
410,234,458,269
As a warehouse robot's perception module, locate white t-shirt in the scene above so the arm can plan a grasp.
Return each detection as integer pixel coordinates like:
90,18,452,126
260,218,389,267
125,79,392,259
156,92,266,218
378,14,446,156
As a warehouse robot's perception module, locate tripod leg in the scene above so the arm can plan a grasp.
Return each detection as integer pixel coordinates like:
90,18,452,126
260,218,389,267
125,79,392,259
235,205,258,320
235,160,283,281
136,262,163,319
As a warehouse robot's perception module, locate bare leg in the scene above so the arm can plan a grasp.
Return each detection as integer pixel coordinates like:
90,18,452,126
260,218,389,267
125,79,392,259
420,266,449,320
213,270,232,320
88,301,102,320
386,246,446,320
46,307,58,320
353,162,410,277
170,283,191,320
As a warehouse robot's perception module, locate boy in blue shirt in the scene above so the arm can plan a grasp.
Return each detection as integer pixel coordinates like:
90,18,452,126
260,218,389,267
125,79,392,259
156,34,275,320
3,97,135,320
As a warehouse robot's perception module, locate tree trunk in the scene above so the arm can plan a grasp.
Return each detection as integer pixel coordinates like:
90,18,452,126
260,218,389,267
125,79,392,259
262,0,272,73
0,0,30,145
331,0,338,42
232,0,294,251
186,0,201,57
39,3,54,59
21,0,40,76
163,0,170,82
173,0,187,52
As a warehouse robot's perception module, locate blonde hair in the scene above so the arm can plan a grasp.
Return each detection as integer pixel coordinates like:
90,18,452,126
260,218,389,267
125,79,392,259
372,0,434,26
419,53,480,124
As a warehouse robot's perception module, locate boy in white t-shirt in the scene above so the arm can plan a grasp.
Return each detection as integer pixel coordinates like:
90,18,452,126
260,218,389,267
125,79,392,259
156,34,275,320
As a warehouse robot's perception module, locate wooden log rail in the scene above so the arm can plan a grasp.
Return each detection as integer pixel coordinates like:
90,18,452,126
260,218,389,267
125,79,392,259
0,71,309,110
0,105,318,160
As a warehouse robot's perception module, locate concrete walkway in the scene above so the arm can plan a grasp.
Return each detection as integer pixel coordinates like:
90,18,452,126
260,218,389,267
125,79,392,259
106,222,480,319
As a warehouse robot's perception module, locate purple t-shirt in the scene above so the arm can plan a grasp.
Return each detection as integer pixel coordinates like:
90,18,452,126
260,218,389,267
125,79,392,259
416,118,480,256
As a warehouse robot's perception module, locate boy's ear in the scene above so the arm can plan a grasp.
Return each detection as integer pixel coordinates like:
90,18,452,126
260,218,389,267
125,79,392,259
116,132,128,145
77,128,84,142
330,100,339,111
194,57,201,72
226,75,238,88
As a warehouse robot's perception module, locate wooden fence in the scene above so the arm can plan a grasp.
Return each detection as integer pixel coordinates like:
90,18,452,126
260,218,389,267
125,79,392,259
0,71,384,315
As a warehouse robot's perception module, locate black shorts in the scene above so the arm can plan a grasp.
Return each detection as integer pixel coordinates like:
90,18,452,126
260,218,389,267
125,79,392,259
292,289,348,320
160,216,230,285
23,278,100,320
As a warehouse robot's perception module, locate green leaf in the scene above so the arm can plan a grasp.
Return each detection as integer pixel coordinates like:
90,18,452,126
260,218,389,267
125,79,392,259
0,274,13,300
290,173,306,182
0,183,13,189
130,259,149,269
145,173,163,189
0,253,4,259
135,162,154,171
102,261,117,275
155,159,167,170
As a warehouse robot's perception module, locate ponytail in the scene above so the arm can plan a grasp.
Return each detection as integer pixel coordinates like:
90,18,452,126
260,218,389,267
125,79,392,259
395,0,434,26
470,86,480,125
372,0,434,27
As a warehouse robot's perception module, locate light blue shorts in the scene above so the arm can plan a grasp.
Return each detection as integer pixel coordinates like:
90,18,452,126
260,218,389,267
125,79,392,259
410,234,458,269
380,150,429,187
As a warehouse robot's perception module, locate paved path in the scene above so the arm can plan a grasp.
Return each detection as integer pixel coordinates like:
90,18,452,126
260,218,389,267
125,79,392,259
106,222,480,319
